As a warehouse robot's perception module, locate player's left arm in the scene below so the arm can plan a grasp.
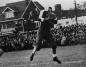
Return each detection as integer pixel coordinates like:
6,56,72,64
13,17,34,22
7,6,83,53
52,12,57,24
52,12,57,20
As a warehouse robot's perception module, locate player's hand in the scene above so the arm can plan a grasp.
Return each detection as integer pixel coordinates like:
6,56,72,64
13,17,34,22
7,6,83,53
50,28,54,31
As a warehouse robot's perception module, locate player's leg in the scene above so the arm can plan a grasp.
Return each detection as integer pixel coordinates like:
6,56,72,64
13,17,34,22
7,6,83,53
30,44,37,61
30,35,42,61
47,34,61,64
51,42,61,64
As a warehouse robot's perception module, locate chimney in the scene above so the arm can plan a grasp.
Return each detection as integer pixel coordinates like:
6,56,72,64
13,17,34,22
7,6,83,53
55,4,61,19
25,0,28,6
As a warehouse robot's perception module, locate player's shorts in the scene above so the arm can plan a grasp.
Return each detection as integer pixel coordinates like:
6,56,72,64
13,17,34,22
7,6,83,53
34,30,58,49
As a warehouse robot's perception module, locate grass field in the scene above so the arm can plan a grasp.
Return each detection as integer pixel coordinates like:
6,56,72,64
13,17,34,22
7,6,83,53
0,44,86,67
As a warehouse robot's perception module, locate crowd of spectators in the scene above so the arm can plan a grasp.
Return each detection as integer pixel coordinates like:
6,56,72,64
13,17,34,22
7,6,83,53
0,32,34,52
52,23,86,45
0,23,86,51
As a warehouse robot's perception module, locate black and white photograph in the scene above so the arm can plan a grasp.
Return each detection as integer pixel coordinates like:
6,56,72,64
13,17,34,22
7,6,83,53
0,0,86,67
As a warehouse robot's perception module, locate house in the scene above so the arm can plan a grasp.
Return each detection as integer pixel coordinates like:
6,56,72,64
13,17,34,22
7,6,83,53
0,0,44,33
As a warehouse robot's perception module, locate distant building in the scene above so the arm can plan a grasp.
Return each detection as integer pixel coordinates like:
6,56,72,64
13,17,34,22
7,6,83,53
55,4,61,19
0,0,44,33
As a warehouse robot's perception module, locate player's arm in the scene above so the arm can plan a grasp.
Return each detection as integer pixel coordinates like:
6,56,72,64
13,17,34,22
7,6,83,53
53,13,57,20
53,13,57,24
38,10,45,22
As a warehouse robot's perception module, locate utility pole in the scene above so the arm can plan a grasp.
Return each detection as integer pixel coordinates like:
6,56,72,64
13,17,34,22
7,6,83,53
74,0,78,24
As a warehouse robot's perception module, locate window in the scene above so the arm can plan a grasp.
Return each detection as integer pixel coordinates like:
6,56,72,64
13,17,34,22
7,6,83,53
5,11,14,19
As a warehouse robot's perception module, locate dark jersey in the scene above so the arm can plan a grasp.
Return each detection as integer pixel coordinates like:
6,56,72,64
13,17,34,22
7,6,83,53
42,11,56,20
38,11,56,38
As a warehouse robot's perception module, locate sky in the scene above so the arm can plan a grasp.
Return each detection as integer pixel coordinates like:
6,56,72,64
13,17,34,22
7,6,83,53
0,0,86,10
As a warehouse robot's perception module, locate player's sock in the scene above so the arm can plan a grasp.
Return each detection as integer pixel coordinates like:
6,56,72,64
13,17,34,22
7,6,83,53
52,54,57,58
30,46,36,61
32,46,37,54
